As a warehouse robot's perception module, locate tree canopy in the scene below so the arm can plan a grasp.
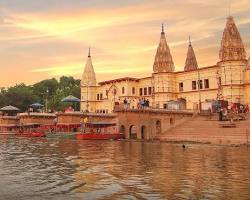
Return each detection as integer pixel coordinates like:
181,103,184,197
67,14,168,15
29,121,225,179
0,76,81,112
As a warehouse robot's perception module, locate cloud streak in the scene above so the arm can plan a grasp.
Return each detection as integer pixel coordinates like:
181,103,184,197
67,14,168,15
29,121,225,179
0,0,250,87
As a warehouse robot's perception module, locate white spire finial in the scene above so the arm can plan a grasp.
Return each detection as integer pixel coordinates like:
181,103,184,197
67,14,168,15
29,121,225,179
88,47,91,57
161,23,164,33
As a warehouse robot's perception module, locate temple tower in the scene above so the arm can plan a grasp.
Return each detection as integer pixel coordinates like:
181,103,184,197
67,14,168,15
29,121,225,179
217,16,247,103
184,37,198,71
219,16,246,61
153,24,174,73
80,48,97,112
82,48,97,86
152,25,176,108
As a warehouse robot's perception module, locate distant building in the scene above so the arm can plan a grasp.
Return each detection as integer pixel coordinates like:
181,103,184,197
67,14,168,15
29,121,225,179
81,16,250,113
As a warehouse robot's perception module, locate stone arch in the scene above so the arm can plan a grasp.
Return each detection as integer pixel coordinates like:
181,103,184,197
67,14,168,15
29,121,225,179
129,125,137,139
120,125,125,134
141,125,146,140
156,120,162,134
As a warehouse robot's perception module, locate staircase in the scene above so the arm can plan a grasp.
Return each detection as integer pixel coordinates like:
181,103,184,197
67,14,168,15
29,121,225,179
156,114,250,145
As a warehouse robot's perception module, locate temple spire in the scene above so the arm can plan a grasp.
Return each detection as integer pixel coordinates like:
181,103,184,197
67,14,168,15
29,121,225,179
184,37,198,71
247,56,250,70
82,49,96,86
219,16,246,61
161,23,164,33
153,25,174,73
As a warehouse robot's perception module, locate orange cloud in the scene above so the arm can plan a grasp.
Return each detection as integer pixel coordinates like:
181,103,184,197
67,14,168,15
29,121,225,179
0,1,250,87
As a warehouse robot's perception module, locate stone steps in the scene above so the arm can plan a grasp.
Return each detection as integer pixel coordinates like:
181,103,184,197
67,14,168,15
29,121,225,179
157,114,250,144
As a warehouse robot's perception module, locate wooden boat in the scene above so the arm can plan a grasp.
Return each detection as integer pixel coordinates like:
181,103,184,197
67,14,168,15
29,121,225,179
15,123,45,138
75,122,125,140
15,132,45,138
46,132,77,139
75,133,124,140
0,124,18,135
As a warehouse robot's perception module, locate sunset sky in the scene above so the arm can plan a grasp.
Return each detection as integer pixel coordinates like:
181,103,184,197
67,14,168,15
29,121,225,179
0,0,250,87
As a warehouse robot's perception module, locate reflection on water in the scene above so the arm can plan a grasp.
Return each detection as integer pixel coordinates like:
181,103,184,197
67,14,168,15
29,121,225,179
0,137,250,200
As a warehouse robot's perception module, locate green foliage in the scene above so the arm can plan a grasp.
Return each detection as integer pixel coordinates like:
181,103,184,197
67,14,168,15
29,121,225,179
0,76,81,112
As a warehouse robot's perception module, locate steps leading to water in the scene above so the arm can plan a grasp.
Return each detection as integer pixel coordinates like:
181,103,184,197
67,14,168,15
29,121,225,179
156,114,250,145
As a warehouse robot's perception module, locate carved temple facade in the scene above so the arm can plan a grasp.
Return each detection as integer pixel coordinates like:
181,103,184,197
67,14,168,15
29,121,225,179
80,16,250,113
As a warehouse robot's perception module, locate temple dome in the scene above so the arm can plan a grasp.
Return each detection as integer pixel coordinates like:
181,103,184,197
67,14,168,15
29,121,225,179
219,16,246,61
82,49,97,86
153,25,174,73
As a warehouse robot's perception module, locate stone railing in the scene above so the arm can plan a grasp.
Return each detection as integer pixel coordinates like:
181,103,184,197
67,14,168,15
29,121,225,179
115,108,194,115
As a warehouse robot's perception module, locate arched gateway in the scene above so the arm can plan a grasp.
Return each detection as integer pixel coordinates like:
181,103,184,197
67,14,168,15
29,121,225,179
117,109,194,140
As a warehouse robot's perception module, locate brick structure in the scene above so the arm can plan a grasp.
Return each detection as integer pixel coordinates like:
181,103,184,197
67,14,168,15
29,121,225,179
116,109,194,140
18,113,56,125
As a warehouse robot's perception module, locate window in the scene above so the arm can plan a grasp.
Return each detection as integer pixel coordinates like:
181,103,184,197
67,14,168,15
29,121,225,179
139,88,143,96
198,80,203,89
148,87,152,95
132,87,135,95
179,82,183,92
122,87,125,94
100,93,103,100
97,94,100,100
192,81,197,90
204,79,209,89
144,87,147,96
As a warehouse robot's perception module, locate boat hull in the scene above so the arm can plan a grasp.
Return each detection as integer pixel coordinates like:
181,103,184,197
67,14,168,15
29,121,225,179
46,132,77,139
75,133,125,140
15,132,45,137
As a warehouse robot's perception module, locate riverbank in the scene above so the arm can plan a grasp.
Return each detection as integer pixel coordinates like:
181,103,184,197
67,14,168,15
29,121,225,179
155,114,250,146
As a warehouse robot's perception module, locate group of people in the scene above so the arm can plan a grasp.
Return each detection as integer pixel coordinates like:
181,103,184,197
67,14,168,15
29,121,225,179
122,98,150,110
218,103,249,121
137,98,150,109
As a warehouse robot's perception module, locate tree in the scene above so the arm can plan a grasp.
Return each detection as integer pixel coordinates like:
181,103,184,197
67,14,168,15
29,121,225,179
0,76,81,112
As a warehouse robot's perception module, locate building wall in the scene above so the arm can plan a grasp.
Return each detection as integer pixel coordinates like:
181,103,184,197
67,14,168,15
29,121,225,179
81,60,249,112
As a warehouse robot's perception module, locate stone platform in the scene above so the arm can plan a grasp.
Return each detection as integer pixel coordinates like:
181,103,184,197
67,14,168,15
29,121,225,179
155,114,250,145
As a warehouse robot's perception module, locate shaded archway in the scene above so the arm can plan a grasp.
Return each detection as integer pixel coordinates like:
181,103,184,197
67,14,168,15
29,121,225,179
156,120,162,134
141,125,146,140
170,117,174,125
120,125,125,134
129,125,137,139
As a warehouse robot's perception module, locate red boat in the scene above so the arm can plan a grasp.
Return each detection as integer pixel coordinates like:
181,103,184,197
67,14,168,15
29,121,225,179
15,123,45,138
15,132,45,137
75,122,125,140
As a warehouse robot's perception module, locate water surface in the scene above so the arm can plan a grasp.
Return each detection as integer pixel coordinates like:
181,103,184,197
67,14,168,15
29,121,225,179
0,137,250,200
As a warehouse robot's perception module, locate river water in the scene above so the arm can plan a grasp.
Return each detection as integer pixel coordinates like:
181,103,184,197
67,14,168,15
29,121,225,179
0,137,250,200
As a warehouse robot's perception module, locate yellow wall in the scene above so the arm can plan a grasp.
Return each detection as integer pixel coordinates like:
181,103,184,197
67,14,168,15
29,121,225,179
81,60,249,112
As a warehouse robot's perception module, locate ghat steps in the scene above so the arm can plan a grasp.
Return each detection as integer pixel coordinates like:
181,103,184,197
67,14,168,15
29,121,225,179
156,114,250,145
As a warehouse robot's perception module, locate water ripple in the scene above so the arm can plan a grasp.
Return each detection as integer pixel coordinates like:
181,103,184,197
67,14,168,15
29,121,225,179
0,137,250,200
